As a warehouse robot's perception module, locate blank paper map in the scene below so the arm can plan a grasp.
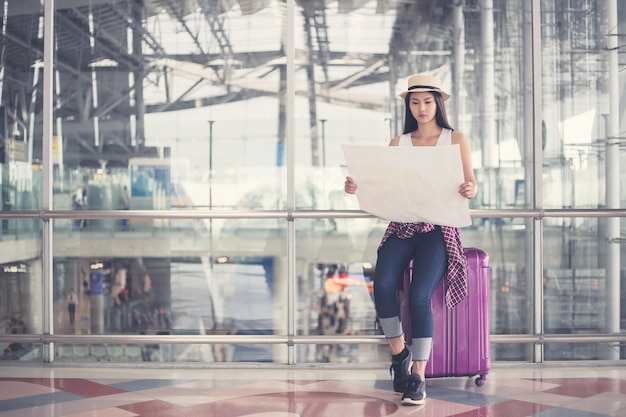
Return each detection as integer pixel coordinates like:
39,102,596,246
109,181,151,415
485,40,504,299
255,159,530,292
342,144,471,227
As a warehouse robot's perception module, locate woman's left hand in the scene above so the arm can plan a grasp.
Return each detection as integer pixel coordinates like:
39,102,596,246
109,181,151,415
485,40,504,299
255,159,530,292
459,181,477,199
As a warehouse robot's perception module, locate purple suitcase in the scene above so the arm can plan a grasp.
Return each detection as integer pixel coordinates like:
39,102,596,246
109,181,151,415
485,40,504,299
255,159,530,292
399,247,490,386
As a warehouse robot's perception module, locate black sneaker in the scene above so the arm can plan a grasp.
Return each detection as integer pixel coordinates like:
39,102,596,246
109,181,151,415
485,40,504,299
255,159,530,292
401,374,426,406
389,349,412,393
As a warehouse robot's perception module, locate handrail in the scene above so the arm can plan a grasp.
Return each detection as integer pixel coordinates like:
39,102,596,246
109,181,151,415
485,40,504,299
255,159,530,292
2,333,626,346
1,208,626,220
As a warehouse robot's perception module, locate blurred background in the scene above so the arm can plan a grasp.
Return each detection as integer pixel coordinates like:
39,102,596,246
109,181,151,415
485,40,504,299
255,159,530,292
0,0,625,365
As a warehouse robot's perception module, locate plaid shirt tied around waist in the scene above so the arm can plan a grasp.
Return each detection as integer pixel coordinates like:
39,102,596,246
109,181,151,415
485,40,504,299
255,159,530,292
379,222,468,308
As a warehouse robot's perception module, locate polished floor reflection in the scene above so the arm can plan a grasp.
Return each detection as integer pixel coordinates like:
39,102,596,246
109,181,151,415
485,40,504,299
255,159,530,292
1,364,626,416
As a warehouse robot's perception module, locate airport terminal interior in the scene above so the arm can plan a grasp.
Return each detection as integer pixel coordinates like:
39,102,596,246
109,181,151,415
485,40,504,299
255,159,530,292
1,0,626,415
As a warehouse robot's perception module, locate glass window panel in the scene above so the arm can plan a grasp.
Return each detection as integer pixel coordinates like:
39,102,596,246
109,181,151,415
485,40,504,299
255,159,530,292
296,217,380,363
297,343,388,365
1,343,42,362
296,216,382,365
461,0,534,211
457,218,535,362
48,341,286,364
542,216,621,361
0,3,43,210
53,218,288,362
0,220,43,361
295,1,534,211
52,343,144,363
52,1,286,211
541,0,622,208
0,246,42,331
293,2,399,211
297,216,535,364
545,342,607,361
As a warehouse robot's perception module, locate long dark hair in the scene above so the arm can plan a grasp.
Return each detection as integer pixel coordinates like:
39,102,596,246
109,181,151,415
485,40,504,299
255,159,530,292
402,91,454,134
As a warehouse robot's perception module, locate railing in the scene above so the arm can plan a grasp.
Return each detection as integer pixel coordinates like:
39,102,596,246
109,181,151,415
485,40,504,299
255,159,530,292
1,207,626,364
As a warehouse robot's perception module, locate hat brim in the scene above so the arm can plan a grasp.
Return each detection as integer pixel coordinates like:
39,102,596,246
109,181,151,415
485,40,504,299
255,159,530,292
399,88,450,101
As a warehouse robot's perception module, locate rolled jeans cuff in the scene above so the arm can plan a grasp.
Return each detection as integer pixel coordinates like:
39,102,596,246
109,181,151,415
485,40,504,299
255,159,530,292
378,316,403,340
410,337,432,361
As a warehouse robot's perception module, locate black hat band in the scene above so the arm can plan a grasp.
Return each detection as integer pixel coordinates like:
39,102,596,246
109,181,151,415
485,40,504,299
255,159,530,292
408,84,440,91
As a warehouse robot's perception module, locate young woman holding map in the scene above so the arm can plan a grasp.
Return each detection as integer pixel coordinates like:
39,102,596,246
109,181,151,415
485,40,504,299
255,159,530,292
344,73,477,406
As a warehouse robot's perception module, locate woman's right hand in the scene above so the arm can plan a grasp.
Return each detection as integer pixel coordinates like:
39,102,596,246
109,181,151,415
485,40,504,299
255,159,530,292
344,176,357,194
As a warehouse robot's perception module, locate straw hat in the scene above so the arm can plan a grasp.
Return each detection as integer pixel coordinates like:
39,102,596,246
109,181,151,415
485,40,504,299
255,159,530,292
399,73,450,101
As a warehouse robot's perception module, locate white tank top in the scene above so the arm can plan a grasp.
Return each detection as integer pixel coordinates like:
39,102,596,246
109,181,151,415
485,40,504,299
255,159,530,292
398,128,452,147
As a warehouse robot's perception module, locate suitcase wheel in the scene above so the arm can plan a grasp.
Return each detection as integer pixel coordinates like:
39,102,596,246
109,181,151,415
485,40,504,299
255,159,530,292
475,375,487,386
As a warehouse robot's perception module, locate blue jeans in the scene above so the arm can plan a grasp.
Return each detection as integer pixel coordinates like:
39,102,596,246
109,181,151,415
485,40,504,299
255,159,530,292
374,227,446,360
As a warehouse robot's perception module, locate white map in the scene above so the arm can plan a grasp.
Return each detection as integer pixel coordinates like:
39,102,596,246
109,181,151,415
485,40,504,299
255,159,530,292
342,144,471,227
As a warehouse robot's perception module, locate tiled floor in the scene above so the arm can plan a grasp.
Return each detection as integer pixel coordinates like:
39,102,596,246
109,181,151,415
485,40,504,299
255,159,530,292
1,364,626,416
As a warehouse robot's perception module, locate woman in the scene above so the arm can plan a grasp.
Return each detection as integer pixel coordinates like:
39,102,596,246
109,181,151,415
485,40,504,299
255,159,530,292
344,73,477,406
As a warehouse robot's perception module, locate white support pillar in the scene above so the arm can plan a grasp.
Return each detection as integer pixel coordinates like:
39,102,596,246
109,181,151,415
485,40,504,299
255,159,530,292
530,0,544,364
480,0,496,170
285,0,297,365
604,0,620,360
480,0,497,229
451,1,465,130
42,0,55,363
